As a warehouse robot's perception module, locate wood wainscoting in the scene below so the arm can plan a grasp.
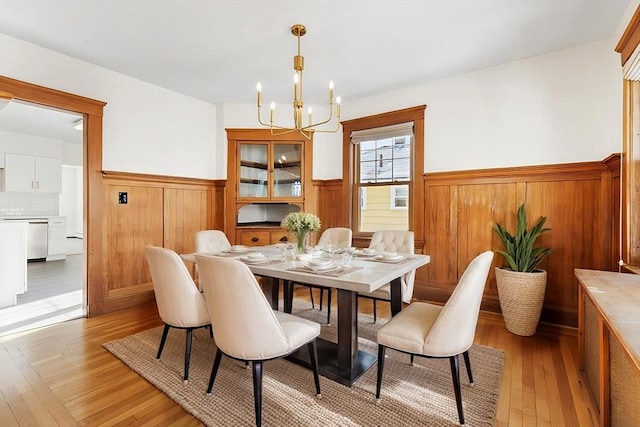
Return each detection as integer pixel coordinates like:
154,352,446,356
316,155,620,328
88,171,223,316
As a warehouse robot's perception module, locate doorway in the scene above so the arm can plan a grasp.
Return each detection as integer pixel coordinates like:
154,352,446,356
0,100,85,335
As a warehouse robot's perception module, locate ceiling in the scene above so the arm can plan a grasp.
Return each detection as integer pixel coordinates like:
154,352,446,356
0,0,631,142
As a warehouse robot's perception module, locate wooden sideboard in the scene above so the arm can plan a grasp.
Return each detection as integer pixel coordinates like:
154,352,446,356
575,269,640,426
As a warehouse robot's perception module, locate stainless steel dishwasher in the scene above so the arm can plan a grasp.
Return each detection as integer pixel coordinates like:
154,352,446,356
25,219,49,261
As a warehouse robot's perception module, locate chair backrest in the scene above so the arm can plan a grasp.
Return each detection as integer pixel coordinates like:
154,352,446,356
145,246,210,328
423,251,494,356
317,227,353,250
195,230,231,253
369,230,415,303
195,255,290,359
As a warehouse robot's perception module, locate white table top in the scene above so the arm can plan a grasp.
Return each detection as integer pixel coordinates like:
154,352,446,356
182,246,430,294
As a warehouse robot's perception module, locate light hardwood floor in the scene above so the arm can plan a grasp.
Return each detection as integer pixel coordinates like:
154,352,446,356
0,288,596,426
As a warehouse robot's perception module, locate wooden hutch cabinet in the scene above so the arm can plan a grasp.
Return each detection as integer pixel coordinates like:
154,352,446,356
225,129,316,246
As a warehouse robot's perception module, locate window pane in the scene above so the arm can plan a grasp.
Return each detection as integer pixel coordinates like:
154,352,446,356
392,158,410,181
360,160,377,182
357,134,412,184
358,184,408,232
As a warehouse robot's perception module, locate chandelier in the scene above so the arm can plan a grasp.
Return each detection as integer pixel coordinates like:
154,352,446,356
257,24,341,140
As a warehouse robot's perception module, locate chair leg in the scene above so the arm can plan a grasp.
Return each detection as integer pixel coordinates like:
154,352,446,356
463,350,473,384
373,300,377,322
410,354,415,365
308,340,321,396
252,361,263,427
449,355,465,425
184,328,193,382
376,345,386,400
309,287,315,309
326,289,332,325
156,324,170,360
208,324,213,338
319,288,324,311
206,348,223,394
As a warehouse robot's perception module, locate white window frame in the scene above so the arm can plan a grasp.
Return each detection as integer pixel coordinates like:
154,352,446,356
390,185,409,210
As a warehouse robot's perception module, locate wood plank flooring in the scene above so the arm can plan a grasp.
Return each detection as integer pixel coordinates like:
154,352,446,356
0,288,597,426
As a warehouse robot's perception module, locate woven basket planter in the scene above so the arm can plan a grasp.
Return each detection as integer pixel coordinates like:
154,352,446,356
495,268,547,336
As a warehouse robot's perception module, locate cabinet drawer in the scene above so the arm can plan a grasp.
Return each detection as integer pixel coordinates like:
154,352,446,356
238,231,270,246
270,231,292,244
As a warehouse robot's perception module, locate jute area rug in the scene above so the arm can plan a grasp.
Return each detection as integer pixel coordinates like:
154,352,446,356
104,304,504,426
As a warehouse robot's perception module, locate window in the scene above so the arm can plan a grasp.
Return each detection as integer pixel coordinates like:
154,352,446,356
353,122,413,233
341,106,425,239
390,185,409,210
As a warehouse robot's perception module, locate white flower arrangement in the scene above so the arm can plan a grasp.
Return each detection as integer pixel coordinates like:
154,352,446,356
281,212,321,252
281,212,321,234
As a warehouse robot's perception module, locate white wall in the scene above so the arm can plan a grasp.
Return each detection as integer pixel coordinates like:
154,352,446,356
0,32,625,181
0,34,218,179
219,39,622,179
338,38,622,177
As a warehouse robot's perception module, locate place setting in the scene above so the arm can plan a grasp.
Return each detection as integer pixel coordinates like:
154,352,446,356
288,249,362,276
239,251,284,266
366,251,412,264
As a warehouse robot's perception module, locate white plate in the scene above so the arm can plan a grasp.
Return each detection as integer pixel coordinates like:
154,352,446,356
241,255,266,264
230,245,249,253
308,259,332,267
360,250,377,256
308,263,336,271
375,255,405,262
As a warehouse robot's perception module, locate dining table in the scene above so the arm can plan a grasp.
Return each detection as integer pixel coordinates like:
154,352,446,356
182,246,430,386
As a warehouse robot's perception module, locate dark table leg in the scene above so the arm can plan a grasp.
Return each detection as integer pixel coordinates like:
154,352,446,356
390,276,402,316
261,277,280,311
283,280,293,313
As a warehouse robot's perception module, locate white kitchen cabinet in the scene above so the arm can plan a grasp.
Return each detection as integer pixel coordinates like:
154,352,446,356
2,153,62,193
0,222,27,308
47,217,67,261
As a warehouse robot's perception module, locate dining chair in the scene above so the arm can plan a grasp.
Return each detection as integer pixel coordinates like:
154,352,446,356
145,246,212,383
195,254,322,427
299,227,352,324
195,229,232,253
357,229,415,321
375,251,494,426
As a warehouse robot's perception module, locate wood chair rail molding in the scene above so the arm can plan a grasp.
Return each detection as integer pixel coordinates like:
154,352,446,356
0,75,108,317
418,155,620,328
101,171,219,314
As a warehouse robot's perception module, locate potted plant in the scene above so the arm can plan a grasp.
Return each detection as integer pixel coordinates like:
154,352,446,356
494,203,552,336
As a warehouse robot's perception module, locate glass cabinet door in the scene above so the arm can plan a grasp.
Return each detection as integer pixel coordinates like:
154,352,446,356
272,143,303,199
238,143,268,199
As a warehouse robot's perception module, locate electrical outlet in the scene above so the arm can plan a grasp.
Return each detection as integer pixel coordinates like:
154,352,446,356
118,192,128,204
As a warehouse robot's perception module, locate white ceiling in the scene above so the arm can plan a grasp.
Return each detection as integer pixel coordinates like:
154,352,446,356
0,0,631,142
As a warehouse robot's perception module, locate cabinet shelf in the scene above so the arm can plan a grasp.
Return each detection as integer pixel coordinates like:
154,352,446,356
240,160,268,170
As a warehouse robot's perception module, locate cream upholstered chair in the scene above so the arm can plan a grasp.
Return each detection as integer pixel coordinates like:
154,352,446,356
375,251,494,426
358,230,415,321
145,246,212,383
300,227,353,323
195,254,321,427
195,229,231,253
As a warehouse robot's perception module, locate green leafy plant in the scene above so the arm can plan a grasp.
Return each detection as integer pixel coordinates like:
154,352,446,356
494,203,552,273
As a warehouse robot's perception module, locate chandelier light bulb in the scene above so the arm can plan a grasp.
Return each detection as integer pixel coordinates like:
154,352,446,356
329,81,334,90
256,82,262,92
